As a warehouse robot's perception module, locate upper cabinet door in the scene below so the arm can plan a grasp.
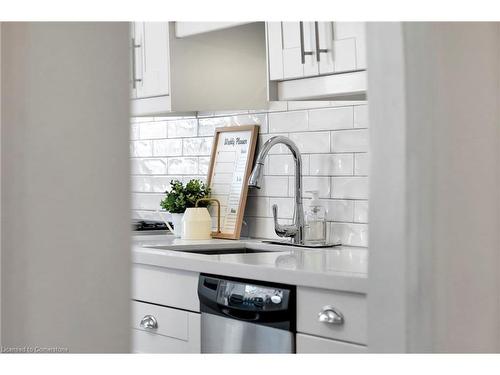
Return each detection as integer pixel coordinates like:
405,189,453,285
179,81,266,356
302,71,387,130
267,22,366,81
132,22,170,99
280,22,318,79
332,22,366,72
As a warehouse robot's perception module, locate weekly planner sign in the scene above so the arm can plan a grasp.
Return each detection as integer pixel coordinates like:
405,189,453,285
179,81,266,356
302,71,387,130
206,125,259,239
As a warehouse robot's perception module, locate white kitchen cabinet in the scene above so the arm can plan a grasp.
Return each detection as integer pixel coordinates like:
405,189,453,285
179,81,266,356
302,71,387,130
296,333,367,353
131,22,268,115
267,22,367,100
297,286,367,345
131,22,169,99
131,300,200,353
268,21,366,80
132,264,200,312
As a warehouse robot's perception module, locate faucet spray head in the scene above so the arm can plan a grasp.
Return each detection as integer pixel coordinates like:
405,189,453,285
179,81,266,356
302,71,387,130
248,162,264,189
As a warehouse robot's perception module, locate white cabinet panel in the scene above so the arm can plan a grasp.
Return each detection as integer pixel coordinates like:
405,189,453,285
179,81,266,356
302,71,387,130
283,48,304,79
131,301,201,353
267,22,284,80
297,286,367,345
134,22,170,99
333,38,357,72
282,22,318,79
282,22,303,79
302,22,319,78
282,22,301,49
297,333,367,353
334,22,366,71
317,22,335,75
267,21,366,84
132,264,200,312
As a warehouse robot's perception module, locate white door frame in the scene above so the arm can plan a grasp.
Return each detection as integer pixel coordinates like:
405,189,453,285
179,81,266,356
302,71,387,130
367,22,500,352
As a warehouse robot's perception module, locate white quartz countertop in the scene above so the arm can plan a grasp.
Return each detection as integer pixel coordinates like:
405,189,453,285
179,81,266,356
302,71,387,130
132,234,368,293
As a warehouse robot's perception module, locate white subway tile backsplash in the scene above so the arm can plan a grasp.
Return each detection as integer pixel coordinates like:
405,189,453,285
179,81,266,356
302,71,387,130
289,132,330,153
131,158,168,175
153,139,183,156
269,111,308,133
130,123,140,140
354,200,369,223
354,105,369,128
249,101,288,113
131,102,369,247
309,154,353,176
259,133,291,155
198,114,267,135
330,222,368,247
249,176,289,197
293,176,331,198
139,121,167,139
267,154,309,176
131,176,151,192
131,117,155,123
303,198,354,222
245,196,270,217
167,119,198,138
130,140,152,157
246,217,292,239
354,153,369,176
198,157,210,175
308,107,353,130
269,197,295,219
325,200,355,222
198,117,220,136
287,101,332,110
331,177,368,199
131,176,172,193
133,210,162,221
167,157,198,175
331,129,369,153
131,193,163,211
183,137,213,156
229,114,268,133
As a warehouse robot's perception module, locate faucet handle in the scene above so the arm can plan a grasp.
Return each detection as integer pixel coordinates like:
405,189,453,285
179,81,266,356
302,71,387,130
272,204,297,239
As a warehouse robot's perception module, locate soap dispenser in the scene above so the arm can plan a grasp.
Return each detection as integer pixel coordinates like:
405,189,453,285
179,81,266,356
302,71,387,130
304,190,326,245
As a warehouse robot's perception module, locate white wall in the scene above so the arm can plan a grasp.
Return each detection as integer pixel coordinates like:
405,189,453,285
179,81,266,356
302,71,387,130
368,22,500,352
1,23,130,352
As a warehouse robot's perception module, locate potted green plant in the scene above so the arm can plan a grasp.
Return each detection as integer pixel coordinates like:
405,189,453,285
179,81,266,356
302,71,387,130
158,179,211,237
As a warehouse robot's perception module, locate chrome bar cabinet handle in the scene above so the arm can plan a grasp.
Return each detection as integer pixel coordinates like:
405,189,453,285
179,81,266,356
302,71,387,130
299,22,314,64
314,22,329,62
131,37,142,89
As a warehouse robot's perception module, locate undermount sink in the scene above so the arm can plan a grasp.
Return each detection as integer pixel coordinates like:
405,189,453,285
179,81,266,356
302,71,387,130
262,240,342,248
178,248,277,255
144,245,277,255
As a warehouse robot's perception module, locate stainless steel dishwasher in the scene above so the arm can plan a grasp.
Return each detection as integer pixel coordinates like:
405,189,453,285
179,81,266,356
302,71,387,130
198,274,296,353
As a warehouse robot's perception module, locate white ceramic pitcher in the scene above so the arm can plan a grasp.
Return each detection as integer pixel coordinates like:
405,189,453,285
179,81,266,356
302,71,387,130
181,198,221,240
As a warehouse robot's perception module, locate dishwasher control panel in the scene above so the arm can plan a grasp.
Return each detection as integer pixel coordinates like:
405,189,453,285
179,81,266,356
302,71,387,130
217,280,290,311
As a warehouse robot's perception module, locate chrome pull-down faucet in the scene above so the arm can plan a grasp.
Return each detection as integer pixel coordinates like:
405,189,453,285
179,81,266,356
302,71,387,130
248,136,305,244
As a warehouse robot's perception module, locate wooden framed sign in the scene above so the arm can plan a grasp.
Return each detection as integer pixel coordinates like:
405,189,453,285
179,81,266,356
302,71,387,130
206,125,259,239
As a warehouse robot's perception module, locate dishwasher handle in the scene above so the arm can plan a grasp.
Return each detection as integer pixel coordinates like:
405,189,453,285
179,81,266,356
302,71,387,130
221,308,260,322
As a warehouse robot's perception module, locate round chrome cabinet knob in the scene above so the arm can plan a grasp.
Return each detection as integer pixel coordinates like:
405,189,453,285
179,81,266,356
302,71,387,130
140,315,158,330
270,295,282,304
318,306,344,325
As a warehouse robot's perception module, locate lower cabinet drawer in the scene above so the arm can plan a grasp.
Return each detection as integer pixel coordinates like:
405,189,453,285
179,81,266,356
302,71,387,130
296,333,367,353
131,300,201,353
297,287,367,345
132,264,199,312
